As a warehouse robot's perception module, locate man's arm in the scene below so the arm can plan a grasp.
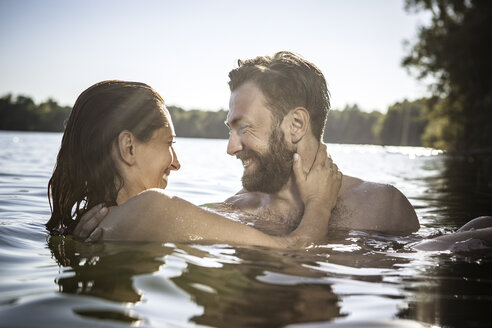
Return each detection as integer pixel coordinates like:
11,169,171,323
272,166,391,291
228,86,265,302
369,182,420,234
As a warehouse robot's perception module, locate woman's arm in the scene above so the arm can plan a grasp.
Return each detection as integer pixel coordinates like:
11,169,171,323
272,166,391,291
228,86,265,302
73,146,340,248
98,189,289,247
289,144,342,242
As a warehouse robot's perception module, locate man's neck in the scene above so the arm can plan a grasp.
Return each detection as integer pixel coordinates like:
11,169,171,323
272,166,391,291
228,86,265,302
297,134,321,175
266,135,321,207
222,134,322,233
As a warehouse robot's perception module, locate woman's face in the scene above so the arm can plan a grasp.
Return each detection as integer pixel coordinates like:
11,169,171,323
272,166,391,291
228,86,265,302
135,117,180,190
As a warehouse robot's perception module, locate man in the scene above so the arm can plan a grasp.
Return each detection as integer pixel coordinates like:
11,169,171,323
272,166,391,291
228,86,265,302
75,51,419,241
216,51,419,236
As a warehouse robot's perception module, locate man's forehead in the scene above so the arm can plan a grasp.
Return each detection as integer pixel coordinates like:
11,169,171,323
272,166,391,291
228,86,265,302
226,107,247,127
226,82,268,126
229,82,262,106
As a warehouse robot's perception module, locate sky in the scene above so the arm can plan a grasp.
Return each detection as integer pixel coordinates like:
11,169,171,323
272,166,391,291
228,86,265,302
0,0,431,113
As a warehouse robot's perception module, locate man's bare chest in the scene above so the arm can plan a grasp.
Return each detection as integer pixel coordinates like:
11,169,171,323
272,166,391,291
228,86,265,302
208,194,303,235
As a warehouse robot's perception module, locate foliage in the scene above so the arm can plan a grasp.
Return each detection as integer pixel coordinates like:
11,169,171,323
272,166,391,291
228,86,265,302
168,106,229,139
0,93,433,146
324,104,383,145
0,94,231,138
375,99,429,146
403,0,492,151
0,94,71,131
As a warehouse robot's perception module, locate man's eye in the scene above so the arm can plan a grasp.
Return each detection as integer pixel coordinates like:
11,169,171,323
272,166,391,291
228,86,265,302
238,125,249,133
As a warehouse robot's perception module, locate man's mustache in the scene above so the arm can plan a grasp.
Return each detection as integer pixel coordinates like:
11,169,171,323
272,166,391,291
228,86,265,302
235,148,261,161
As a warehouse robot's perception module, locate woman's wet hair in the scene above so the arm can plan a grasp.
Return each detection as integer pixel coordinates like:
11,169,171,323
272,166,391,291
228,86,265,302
46,80,169,234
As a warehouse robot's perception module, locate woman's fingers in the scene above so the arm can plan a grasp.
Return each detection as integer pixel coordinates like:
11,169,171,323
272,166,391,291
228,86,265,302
332,163,338,175
293,153,306,182
312,143,328,169
73,204,108,239
85,226,103,243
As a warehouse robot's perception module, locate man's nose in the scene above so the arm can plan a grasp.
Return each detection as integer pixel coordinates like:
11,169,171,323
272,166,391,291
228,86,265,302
227,132,242,156
170,147,181,171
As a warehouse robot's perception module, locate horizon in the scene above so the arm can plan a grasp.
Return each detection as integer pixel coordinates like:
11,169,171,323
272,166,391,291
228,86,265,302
0,0,431,113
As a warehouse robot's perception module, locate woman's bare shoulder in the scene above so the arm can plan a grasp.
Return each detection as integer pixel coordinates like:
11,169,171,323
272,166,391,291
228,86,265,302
115,188,175,215
135,188,173,201
98,188,177,241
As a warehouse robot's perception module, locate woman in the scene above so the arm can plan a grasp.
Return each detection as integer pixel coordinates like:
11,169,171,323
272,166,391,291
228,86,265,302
47,80,341,247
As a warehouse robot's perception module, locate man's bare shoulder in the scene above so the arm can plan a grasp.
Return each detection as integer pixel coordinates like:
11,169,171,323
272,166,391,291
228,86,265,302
224,189,267,209
340,175,399,197
331,175,420,235
224,188,247,203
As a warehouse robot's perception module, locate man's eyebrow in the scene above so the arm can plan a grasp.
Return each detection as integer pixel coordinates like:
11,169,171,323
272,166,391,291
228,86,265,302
224,116,242,128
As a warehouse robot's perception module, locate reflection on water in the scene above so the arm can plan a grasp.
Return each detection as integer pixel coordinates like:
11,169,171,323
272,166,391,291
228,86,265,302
48,236,168,304
439,154,492,225
411,152,492,233
1,131,492,328
43,231,492,328
46,236,342,327
400,250,492,327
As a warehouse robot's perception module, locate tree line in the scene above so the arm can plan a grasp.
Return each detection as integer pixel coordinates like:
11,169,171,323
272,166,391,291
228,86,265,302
0,95,71,132
0,93,431,147
402,0,492,152
2,0,491,151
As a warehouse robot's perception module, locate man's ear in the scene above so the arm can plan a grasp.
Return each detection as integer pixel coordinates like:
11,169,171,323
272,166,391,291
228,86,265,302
117,130,137,165
286,107,310,144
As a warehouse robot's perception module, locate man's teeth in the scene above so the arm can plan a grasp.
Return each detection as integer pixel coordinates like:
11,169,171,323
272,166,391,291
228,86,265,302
242,159,251,167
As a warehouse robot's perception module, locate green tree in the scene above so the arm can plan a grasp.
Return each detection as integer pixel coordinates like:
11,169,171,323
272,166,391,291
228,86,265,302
0,94,38,130
168,106,228,139
0,94,70,132
403,0,492,151
36,99,71,131
324,104,382,145
375,99,428,146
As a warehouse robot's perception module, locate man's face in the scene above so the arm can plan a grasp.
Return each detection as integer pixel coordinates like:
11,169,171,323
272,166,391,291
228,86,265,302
226,82,294,193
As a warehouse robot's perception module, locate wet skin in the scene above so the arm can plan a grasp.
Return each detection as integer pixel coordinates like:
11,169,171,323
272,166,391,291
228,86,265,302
220,82,419,236
75,82,418,241
73,103,342,246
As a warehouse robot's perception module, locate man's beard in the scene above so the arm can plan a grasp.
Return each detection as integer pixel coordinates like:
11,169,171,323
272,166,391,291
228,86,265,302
241,127,295,193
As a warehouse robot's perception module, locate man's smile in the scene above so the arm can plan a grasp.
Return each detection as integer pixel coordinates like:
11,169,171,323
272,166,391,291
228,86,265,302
237,152,258,170
241,158,253,169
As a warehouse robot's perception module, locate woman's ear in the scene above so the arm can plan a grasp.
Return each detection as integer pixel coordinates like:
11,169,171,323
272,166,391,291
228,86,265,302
287,107,310,144
117,130,137,165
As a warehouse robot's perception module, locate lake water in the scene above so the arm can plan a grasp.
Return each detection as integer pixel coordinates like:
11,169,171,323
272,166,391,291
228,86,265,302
0,131,491,327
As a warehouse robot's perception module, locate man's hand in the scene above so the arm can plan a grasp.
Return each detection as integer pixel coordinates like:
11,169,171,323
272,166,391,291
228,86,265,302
73,204,108,242
293,143,342,207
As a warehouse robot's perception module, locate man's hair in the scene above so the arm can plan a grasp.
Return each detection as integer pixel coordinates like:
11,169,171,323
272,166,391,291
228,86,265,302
228,51,330,140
